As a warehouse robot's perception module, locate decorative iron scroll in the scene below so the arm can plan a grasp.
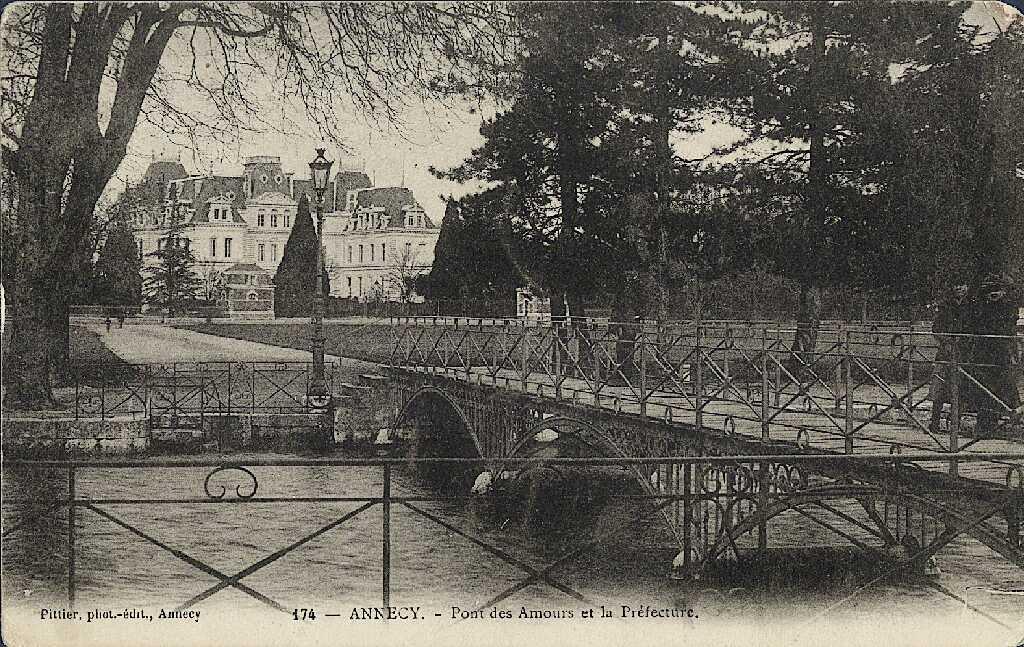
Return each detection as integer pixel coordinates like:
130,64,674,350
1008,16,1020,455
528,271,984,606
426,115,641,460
203,466,259,500
768,463,808,493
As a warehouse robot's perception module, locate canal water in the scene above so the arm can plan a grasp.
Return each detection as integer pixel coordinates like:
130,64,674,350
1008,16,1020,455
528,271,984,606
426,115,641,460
2,451,1023,646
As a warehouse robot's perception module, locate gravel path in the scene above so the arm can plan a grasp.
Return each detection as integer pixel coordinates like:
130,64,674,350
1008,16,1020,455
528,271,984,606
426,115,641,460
84,323,376,369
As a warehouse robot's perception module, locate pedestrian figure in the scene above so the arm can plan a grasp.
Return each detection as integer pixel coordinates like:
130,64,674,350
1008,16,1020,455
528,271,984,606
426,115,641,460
104,316,112,333
963,273,1021,438
929,284,967,433
117,310,125,328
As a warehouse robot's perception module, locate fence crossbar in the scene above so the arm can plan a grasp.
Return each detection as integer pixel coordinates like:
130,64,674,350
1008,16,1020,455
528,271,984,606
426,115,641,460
177,500,378,611
400,501,588,603
82,503,287,612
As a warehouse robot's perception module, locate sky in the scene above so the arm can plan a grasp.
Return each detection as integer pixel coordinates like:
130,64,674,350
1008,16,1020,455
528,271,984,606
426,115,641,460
110,1,1021,219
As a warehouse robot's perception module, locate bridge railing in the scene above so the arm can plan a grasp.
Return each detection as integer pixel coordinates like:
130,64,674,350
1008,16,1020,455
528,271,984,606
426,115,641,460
66,361,342,419
387,322,1023,466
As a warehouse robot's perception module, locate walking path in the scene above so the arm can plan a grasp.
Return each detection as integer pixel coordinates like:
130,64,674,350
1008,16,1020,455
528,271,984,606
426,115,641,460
85,323,374,369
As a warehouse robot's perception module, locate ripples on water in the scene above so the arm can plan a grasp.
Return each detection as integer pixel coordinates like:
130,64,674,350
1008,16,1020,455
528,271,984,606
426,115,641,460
2,451,1022,637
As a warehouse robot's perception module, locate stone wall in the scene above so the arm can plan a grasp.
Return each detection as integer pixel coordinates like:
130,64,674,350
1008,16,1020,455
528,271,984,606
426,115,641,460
2,415,150,456
3,411,336,456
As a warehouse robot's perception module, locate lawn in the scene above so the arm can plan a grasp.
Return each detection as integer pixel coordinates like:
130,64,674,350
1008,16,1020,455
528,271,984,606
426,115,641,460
69,325,137,384
178,322,396,364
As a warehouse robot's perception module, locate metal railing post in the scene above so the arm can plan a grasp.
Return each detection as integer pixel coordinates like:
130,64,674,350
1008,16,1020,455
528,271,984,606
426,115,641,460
682,461,693,575
761,328,769,441
226,363,232,416
758,461,769,555
521,327,529,393
907,334,916,415
639,328,647,417
949,339,960,478
382,463,391,609
695,324,704,430
67,466,76,608
773,329,782,408
845,330,854,454
554,323,562,402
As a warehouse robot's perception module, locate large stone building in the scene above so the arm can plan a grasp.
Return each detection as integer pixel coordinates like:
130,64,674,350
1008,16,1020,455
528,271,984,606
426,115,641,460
132,154,440,301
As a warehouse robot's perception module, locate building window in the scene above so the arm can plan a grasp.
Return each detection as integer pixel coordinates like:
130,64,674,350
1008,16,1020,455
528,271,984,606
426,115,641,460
224,237,232,258
370,244,375,262
157,239,163,252
358,245,364,263
284,214,290,228
271,214,278,228
347,246,352,263
258,244,265,262
271,244,278,261
184,239,191,251
347,277,352,297
257,212,265,227
210,238,217,257
358,276,363,296
381,242,386,262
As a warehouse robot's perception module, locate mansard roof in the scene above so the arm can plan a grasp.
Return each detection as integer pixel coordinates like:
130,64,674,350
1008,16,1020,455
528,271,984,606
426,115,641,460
354,187,435,227
335,170,372,196
291,178,339,212
141,160,188,186
189,176,246,223
248,191,296,206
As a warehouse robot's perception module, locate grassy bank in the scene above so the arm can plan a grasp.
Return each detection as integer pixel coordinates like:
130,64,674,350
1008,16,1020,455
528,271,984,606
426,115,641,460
69,325,137,384
178,323,394,364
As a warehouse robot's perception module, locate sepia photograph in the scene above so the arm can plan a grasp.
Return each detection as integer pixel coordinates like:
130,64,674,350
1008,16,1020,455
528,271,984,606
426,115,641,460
1,2,1023,646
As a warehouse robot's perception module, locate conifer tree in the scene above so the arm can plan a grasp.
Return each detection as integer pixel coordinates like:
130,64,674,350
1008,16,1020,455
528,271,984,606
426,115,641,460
94,219,143,308
274,195,329,317
143,185,199,316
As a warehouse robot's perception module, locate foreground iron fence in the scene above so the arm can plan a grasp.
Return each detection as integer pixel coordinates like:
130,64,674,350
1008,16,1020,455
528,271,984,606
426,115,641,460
2,453,1023,624
69,361,340,419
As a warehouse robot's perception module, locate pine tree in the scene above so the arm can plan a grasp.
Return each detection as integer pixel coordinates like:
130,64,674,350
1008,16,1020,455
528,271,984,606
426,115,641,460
94,219,143,307
422,196,522,303
143,186,200,316
274,195,329,317
422,200,467,300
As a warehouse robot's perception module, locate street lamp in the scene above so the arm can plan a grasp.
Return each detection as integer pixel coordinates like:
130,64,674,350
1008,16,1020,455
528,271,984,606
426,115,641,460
307,148,334,411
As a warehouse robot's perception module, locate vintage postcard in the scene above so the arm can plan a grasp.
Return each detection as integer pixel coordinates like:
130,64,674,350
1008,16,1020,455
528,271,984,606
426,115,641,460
1,2,1023,646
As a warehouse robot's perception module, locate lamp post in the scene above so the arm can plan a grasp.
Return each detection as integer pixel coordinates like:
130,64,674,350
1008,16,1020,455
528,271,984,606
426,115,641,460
307,148,334,411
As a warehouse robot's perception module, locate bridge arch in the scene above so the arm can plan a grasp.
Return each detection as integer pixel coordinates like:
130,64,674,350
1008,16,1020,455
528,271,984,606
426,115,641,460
703,483,1024,573
392,385,484,458
498,415,679,540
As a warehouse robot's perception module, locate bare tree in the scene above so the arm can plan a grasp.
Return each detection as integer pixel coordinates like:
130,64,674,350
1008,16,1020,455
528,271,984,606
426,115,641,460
0,2,517,407
385,244,425,303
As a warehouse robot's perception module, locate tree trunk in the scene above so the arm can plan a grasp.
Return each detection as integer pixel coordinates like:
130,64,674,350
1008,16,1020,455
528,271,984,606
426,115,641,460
613,280,639,369
793,284,822,357
654,18,672,323
788,6,827,375
4,186,60,408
